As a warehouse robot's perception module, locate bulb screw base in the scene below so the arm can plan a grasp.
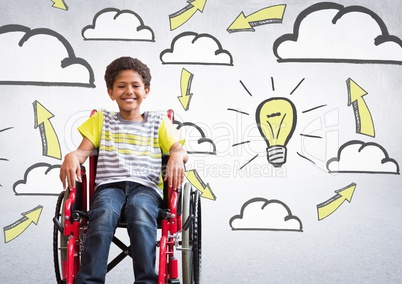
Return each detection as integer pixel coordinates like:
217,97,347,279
267,146,287,167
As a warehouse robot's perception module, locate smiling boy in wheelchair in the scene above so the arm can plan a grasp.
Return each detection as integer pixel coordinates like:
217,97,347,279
59,56,188,284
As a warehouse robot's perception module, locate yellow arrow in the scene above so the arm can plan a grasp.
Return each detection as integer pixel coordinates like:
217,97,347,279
169,0,207,30
317,183,356,221
227,5,286,33
33,100,62,160
51,0,68,10
184,169,216,200
347,78,375,137
4,205,43,243
178,68,194,111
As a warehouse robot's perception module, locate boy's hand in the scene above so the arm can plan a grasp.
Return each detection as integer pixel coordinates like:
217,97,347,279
165,152,185,189
165,142,188,189
59,152,82,189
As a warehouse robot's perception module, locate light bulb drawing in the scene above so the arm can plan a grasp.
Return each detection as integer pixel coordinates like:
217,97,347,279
256,97,297,167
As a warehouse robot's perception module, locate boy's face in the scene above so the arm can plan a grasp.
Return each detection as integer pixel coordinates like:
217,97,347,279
108,70,150,118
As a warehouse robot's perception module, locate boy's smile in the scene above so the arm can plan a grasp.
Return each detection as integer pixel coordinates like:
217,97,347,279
108,70,150,121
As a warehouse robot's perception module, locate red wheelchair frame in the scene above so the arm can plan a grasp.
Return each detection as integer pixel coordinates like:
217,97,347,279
53,110,201,284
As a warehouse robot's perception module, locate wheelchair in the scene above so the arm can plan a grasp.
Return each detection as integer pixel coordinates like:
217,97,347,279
53,110,202,284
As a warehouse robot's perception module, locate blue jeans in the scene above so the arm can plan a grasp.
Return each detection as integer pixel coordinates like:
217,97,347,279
75,181,162,284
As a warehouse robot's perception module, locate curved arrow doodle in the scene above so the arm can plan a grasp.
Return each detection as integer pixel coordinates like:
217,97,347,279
51,0,68,11
347,78,375,137
317,183,356,220
227,4,286,33
3,205,43,243
178,68,194,111
33,100,62,160
169,0,207,30
184,169,216,200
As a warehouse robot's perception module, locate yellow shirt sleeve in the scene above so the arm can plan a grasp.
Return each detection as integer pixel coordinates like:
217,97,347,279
77,110,103,148
158,116,184,155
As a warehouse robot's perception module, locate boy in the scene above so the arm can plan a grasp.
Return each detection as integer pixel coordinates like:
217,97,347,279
59,56,188,283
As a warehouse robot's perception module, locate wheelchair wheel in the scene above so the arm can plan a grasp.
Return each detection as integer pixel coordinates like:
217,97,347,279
182,183,202,284
53,190,69,283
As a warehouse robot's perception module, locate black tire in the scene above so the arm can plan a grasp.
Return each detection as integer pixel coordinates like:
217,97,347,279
53,190,68,283
192,189,201,284
182,183,202,284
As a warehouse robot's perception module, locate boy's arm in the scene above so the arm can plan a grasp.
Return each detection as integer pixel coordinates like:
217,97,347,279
59,137,95,190
164,142,188,189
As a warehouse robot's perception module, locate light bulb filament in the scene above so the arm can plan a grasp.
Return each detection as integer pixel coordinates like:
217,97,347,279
266,113,287,140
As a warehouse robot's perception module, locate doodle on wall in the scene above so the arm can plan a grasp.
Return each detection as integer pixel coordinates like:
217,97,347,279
256,97,297,168
346,78,375,137
0,126,13,187
184,169,216,200
51,0,68,11
0,24,95,87
3,205,43,243
230,197,303,232
273,2,402,65
169,0,207,31
174,119,217,155
317,183,356,221
227,4,286,33
297,103,331,166
178,68,194,111
13,163,62,196
33,101,62,160
160,31,233,66
230,78,304,170
82,8,155,42
327,140,400,174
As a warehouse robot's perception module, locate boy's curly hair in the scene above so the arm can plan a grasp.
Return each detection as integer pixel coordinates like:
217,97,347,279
104,57,151,89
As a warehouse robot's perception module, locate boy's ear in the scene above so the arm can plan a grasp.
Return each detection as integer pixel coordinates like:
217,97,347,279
144,86,150,98
107,88,115,100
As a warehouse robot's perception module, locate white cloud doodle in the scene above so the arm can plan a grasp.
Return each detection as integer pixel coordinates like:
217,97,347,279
0,25,95,87
230,198,303,232
82,8,155,41
327,140,400,174
160,31,233,65
175,121,216,155
13,163,62,196
274,2,402,64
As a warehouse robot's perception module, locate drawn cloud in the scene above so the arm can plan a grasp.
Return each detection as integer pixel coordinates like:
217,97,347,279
0,24,95,87
82,8,155,41
327,140,400,174
230,198,303,232
273,2,402,64
175,121,216,155
160,31,233,65
13,163,62,196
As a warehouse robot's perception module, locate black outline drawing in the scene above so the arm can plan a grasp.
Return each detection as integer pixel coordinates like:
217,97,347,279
82,8,155,42
273,2,402,65
0,24,95,87
160,31,233,66
230,197,303,232
13,163,62,196
326,140,400,174
174,120,216,155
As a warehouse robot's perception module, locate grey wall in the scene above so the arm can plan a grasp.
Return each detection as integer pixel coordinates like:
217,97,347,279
0,1,401,283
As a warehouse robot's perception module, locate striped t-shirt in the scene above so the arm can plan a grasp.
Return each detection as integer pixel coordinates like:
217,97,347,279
78,109,182,197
